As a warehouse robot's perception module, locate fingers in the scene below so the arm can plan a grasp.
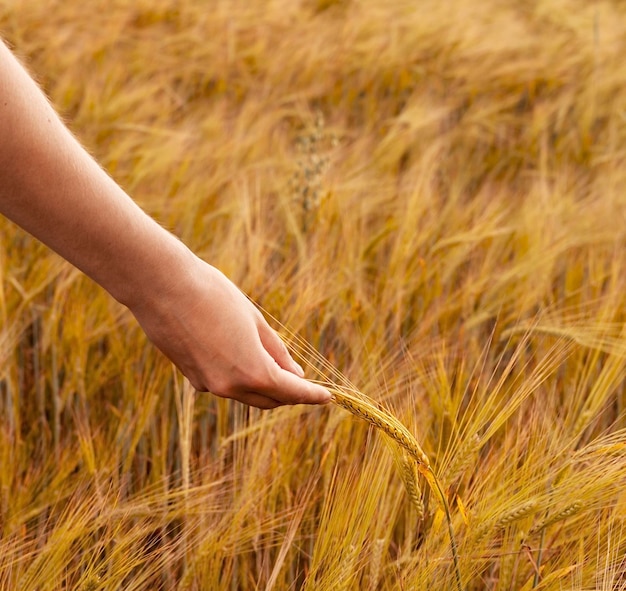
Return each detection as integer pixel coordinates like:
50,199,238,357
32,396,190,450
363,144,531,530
257,319,304,377
256,318,331,405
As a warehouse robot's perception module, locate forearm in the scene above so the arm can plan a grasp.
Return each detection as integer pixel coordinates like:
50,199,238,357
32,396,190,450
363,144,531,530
0,40,188,307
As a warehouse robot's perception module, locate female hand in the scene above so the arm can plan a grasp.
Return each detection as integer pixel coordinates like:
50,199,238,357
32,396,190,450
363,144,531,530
130,252,331,409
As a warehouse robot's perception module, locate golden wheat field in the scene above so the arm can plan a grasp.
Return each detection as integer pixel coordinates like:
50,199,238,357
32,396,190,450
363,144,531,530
2,0,626,589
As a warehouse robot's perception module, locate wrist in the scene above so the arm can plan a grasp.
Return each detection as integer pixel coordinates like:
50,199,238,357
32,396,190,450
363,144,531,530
108,225,197,312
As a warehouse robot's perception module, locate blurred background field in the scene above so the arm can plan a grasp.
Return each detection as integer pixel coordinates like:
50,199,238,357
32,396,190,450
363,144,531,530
1,0,626,589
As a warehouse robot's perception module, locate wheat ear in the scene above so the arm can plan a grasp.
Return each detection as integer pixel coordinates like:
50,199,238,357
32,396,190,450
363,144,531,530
475,500,539,542
329,388,430,467
399,453,425,519
530,500,582,534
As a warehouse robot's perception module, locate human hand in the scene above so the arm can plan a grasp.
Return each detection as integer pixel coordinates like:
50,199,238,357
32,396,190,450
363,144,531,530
129,251,330,409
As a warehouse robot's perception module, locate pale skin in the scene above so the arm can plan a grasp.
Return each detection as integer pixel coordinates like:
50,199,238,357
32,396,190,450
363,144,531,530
0,40,330,409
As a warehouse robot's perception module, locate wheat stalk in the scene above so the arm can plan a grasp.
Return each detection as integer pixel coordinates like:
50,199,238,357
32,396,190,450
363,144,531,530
328,386,463,591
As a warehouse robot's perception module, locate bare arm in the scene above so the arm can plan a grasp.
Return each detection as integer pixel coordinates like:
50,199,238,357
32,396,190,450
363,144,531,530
0,40,329,409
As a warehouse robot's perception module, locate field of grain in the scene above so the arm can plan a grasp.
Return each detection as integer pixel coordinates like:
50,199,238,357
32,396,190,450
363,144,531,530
2,0,626,589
